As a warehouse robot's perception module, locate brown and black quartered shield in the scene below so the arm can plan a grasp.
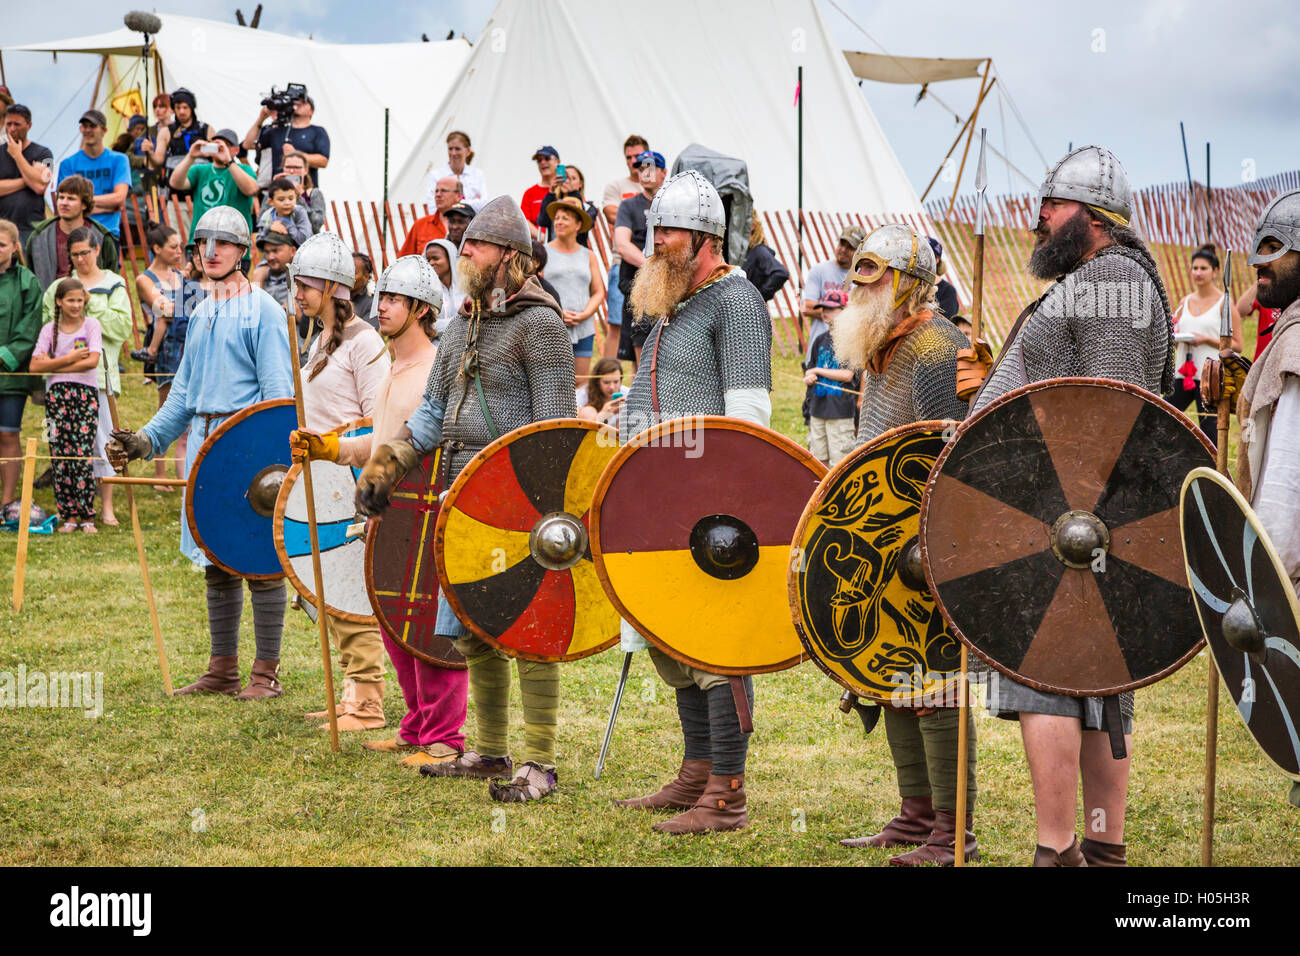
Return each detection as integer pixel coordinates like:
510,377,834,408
920,378,1214,696
1181,466,1300,779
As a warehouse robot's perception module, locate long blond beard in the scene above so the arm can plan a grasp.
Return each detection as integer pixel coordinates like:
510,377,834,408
832,285,897,368
457,255,494,306
629,242,695,320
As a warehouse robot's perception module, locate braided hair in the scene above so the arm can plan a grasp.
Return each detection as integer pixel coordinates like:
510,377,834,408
307,297,355,382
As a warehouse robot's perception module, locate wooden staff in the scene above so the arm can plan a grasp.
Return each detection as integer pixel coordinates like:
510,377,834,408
1201,249,1234,866
952,128,989,868
10,437,37,612
285,281,341,753
101,476,186,486
105,393,173,695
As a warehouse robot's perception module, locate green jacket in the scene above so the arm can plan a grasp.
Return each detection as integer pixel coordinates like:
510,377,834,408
0,262,45,396
23,216,121,292
41,271,133,395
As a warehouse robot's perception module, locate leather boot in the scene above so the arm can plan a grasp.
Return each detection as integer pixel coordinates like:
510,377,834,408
1080,837,1127,867
652,773,747,834
1033,835,1088,866
175,655,241,696
614,759,711,810
304,678,354,720
326,680,386,731
840,795,934,849
889,809,978,866
235,659,282,700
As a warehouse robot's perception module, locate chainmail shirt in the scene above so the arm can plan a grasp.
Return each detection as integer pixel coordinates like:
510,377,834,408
973,245,1175,412
857,315,970,444
418,279,577,477
619,270,772,442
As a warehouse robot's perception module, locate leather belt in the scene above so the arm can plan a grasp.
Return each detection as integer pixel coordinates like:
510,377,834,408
199,411,237,439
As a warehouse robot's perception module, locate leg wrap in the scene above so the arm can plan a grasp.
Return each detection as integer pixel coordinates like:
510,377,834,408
204,565,244,657
516,659,560,767
676,685,712,762
247,579,286,662
919,706,977,810
454,635,511,758
883,708,931,799
705,678,753,775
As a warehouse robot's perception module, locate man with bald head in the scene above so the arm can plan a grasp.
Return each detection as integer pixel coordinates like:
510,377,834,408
398,175,462,257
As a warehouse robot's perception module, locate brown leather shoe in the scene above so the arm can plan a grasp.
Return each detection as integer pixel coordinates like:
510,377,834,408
614,759,711,810
1033,835,1088,867
304,678,354,720
840,795,934,849
420,750,512,780
889,809,978,866
235,659,282,700
652,773,748,835
326,680,385,731
1080,838,1127,867
175,655,241,696
362,735,420,753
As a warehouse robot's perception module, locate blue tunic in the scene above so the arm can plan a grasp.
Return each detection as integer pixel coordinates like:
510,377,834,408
140,286,293,565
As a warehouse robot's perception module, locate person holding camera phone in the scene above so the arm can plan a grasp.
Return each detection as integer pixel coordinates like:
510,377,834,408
150,89,215,202
242,88,330,189
169,130,259,246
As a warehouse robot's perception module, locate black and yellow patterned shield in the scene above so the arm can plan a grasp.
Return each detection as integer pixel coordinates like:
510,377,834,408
790,421,962,705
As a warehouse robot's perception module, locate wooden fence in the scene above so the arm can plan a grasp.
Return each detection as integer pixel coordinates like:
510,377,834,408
116,169,1298,357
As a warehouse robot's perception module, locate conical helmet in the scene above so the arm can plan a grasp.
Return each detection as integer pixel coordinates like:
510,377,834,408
376,255,442,313
193,205,250,258
1247,189,1300,266
1037,145,1132,225
644,169,725,256
291,232,355,297
461,195,532,255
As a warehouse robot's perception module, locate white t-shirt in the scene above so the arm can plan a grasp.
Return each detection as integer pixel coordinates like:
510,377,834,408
601,175,640,267
426,163,488,206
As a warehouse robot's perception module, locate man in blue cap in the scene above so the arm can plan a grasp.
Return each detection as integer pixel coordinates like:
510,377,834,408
613,149,666,362
521,145,561,229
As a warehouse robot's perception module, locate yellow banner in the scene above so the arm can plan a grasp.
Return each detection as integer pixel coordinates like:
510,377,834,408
110,89,146,120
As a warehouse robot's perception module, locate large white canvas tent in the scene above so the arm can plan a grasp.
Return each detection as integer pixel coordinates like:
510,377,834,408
5,14,470,200
392,0,924,216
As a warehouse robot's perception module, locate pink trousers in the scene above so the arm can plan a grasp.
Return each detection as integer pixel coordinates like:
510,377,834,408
383,633,468,750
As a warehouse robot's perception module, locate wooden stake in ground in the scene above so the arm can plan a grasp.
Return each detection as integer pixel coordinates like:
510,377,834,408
10,437,37,612
106,393,173,696
1201,249,1234,866
285,294,341,753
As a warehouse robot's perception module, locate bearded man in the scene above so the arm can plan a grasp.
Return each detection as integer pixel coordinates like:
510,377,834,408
1203,189,1300,810
352,195,577,803
830,223,977,864
612,170,773,834
958,146,1175,866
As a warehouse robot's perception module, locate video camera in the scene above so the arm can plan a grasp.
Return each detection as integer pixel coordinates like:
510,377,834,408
260,83,308,128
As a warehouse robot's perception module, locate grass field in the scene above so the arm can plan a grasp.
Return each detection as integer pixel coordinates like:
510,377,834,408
1,339,1295,867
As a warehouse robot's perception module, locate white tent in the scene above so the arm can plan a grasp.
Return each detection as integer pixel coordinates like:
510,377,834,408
6,14,470,200
392,0,923,216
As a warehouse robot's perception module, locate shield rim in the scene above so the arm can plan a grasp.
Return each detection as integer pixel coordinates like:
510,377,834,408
1180,465,1300,781
919,377,1213,696
362,445,466,670
434,418,622,663
789,419,963,705
591,415,825,676
273,417,377,624
185,397,294,581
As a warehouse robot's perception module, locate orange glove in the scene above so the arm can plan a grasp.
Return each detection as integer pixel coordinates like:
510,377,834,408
1200,350,1250,407
955,339,994,400
290,429,339,463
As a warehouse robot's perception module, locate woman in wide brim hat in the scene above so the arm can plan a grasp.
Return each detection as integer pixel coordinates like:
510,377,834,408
544,195,593,235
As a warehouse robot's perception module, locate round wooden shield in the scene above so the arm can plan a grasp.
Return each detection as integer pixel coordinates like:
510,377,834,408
1181,467,1300,780
274,418,375,623
364,446,465,670
434,420,622,662
920,378,1214,696
592,416,826,676
186,399,297,579
791,421,962,705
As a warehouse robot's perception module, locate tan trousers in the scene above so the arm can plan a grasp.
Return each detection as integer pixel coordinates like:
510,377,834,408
648,647,728,692
327,614,386,684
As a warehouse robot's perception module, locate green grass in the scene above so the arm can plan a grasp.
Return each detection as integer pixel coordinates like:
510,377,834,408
0,344,1293,867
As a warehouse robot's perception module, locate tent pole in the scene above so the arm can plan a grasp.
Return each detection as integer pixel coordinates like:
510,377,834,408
797,65,804,344
1205,141,1212,242
0,52,7,88
1179,121,1195,245
91,56,107,110
383,107,390,254
946,60,992,216
919,72,996,204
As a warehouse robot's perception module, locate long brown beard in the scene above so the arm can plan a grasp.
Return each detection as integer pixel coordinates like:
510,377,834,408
629,242,695,320
457,255,495,306
832,286,897,368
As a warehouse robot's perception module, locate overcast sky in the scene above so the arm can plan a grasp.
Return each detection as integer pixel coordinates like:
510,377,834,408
5,0,1297,201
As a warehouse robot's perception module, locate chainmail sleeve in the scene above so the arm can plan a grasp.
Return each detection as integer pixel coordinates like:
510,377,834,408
521,305,578,421
910,319,970,423
717,275,773,393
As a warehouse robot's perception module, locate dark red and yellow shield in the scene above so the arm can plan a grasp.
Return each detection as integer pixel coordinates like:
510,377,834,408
364,446,466,669
434,420,621,662
592,416,826,676
791,421,962,705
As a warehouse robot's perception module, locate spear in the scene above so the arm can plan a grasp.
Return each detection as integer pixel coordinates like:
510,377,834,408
1201,247,1233,865
953,127,988,868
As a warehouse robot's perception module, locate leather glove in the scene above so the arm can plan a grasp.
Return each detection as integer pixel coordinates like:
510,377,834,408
355,439,421,516
1201,350,1251,407
955,339,994,400
290,428,339,463
107,428,153,470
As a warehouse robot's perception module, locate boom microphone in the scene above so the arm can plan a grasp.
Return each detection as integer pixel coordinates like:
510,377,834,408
123,11,163,35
